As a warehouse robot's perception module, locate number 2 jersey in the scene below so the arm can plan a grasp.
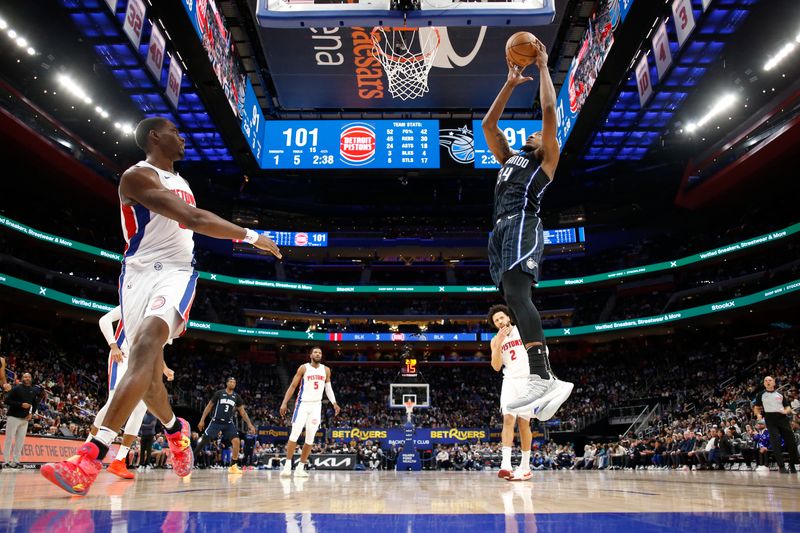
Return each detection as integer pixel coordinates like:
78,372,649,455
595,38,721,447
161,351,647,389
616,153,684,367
499,326,529,379
210,389,242,425
297,363,327,403
492,149,551,223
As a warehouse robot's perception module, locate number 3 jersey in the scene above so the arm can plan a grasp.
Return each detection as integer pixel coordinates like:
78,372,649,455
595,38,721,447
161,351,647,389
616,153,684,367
500,326,529,379
297,363,327,403
210,389,243,425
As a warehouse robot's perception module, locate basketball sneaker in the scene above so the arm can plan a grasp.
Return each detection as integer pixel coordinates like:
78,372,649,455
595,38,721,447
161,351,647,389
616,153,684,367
228,464,243,474
294,463,310,478
534,380,574,421
40,442,103,496
498,465,514,480
506,375,556,411
107,458,135,479
166,418,193,478
280,460,293,477
508,469,533,482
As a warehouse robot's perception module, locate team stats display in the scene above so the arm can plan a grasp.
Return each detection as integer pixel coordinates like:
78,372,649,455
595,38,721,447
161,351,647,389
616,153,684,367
261,120,439,169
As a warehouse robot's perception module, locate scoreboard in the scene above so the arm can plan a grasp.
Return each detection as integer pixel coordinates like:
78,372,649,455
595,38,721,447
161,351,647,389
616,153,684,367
472,120,543,168
257,230,328,247
261,120,439,169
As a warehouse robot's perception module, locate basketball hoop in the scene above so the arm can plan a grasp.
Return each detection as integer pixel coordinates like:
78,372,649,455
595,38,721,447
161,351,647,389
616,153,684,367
371,26,440,100
403,398,416,417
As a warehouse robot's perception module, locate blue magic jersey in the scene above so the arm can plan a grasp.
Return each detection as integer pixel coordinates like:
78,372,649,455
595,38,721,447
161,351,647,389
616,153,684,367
492,150,552,222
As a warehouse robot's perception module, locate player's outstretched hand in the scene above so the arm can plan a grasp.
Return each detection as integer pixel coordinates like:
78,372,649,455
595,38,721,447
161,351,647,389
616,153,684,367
279,403,288,417
506,60,533,88
534,41,548,70
254,234,282,259
333,403,341,417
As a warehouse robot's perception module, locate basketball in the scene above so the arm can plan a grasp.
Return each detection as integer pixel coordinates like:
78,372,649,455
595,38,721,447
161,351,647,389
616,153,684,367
506,31,540,68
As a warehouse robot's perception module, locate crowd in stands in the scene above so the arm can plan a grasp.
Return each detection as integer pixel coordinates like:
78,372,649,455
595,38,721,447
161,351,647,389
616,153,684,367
2,321,798,471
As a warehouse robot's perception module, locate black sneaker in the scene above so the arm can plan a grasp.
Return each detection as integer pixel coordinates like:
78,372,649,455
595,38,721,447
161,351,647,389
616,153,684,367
12,463,24,469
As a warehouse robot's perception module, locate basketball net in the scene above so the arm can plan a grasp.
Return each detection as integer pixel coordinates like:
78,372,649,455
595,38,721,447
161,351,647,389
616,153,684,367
371,26,440,100
403,399,416,423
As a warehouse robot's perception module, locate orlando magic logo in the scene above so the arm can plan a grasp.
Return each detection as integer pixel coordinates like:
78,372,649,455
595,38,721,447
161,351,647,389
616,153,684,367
439,125,474,165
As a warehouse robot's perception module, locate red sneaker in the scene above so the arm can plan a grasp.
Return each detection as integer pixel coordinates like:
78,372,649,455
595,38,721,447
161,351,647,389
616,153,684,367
41,443,102,496
498,468,513,480
166,417,193,478
107,458,135,479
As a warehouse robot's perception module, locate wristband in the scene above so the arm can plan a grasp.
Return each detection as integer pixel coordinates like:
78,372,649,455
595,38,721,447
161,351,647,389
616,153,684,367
242,228,259,245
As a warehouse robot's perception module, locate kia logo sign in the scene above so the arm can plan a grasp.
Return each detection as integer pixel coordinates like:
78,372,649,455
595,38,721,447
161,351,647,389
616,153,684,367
290,454,356,470
340,122,376,166
294,232,308,246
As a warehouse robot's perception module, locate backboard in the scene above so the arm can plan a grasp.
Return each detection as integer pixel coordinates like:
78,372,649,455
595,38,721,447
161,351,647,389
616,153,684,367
257,0,556,28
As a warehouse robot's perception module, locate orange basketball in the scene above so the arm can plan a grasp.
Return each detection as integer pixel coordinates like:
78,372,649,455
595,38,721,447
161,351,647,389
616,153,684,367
506,31,540,68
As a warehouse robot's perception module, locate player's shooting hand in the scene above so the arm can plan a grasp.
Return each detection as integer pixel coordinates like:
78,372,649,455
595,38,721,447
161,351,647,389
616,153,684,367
279,403,288,417
198,420,205,431
254,234,282,259
506,60,533,87
333,403,341,417
110,345,124,363
533,40,548,70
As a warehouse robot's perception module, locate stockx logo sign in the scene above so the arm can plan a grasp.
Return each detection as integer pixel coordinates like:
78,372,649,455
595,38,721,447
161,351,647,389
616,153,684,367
439,125,473,165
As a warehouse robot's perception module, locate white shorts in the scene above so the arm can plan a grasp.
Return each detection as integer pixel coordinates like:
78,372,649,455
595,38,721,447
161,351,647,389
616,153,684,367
119,262,198,345
289,402,322,444
501,377,535,420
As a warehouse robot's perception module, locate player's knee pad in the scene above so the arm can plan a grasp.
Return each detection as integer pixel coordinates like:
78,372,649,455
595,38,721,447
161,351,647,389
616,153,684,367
304,423,320,446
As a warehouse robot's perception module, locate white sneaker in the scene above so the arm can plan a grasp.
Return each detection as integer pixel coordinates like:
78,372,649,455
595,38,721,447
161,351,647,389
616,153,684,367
534,379,574,421
294,464,309,478
756,465,770,472
280,461,293,477
506,375,557,411
508,469,532,482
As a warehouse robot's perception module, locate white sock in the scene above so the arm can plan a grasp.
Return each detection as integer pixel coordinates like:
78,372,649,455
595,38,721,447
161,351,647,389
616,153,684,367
115,445,131,462
521,451,531,471
164,415,177,430
94,427,118,447
85,435,93,444
501,446,512,468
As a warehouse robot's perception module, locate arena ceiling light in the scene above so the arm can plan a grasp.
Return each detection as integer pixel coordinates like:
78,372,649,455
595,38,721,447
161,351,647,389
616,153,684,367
1,15,36,56
685,94,737,134
56,74,93,105
764,41,797,71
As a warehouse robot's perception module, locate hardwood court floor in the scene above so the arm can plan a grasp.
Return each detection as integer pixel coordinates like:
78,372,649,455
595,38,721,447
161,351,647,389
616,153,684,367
1,468,799,531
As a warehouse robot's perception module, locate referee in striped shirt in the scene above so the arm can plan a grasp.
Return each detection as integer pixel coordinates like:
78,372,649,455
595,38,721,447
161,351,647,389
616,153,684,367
754,376,799,474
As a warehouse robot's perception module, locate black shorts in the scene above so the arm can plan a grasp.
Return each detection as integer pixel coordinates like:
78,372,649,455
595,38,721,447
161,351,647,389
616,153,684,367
204,422,239,443
488,212,544,288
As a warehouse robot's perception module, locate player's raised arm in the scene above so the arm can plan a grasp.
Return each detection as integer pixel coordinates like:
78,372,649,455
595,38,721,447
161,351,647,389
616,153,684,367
534,41,559,178
482,60,533,165
279,365,306,416
325,367,340,416
119,167,281,259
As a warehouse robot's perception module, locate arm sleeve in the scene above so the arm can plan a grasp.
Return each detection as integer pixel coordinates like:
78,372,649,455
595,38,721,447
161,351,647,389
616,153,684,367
325,382,337,404
98,306,122,346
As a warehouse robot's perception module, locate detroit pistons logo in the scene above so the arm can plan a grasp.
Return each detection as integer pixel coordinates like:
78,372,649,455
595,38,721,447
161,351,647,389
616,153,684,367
294,233,308,246
391,333,405,342
340,123,376,166
150,296,166,310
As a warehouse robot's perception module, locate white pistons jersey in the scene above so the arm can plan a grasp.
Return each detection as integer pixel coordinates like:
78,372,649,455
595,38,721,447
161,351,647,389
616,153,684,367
297,363,327,403
500,326,529,378
120,161,196,266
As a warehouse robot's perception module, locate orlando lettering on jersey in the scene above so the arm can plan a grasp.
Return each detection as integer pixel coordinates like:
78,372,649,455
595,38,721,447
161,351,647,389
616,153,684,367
503,154,531,169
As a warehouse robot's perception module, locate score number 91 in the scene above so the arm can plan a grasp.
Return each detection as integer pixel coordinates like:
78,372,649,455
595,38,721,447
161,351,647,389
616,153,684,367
480,126,532,166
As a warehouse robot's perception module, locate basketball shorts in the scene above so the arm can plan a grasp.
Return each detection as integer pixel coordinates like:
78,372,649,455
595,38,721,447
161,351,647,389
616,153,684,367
118,261,198,345
205,421,239,444
500,377,535,420
488,213,544,288
289,401,322,444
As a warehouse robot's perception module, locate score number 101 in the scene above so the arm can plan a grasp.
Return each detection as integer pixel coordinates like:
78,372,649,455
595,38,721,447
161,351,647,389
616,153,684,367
273,127,334,166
